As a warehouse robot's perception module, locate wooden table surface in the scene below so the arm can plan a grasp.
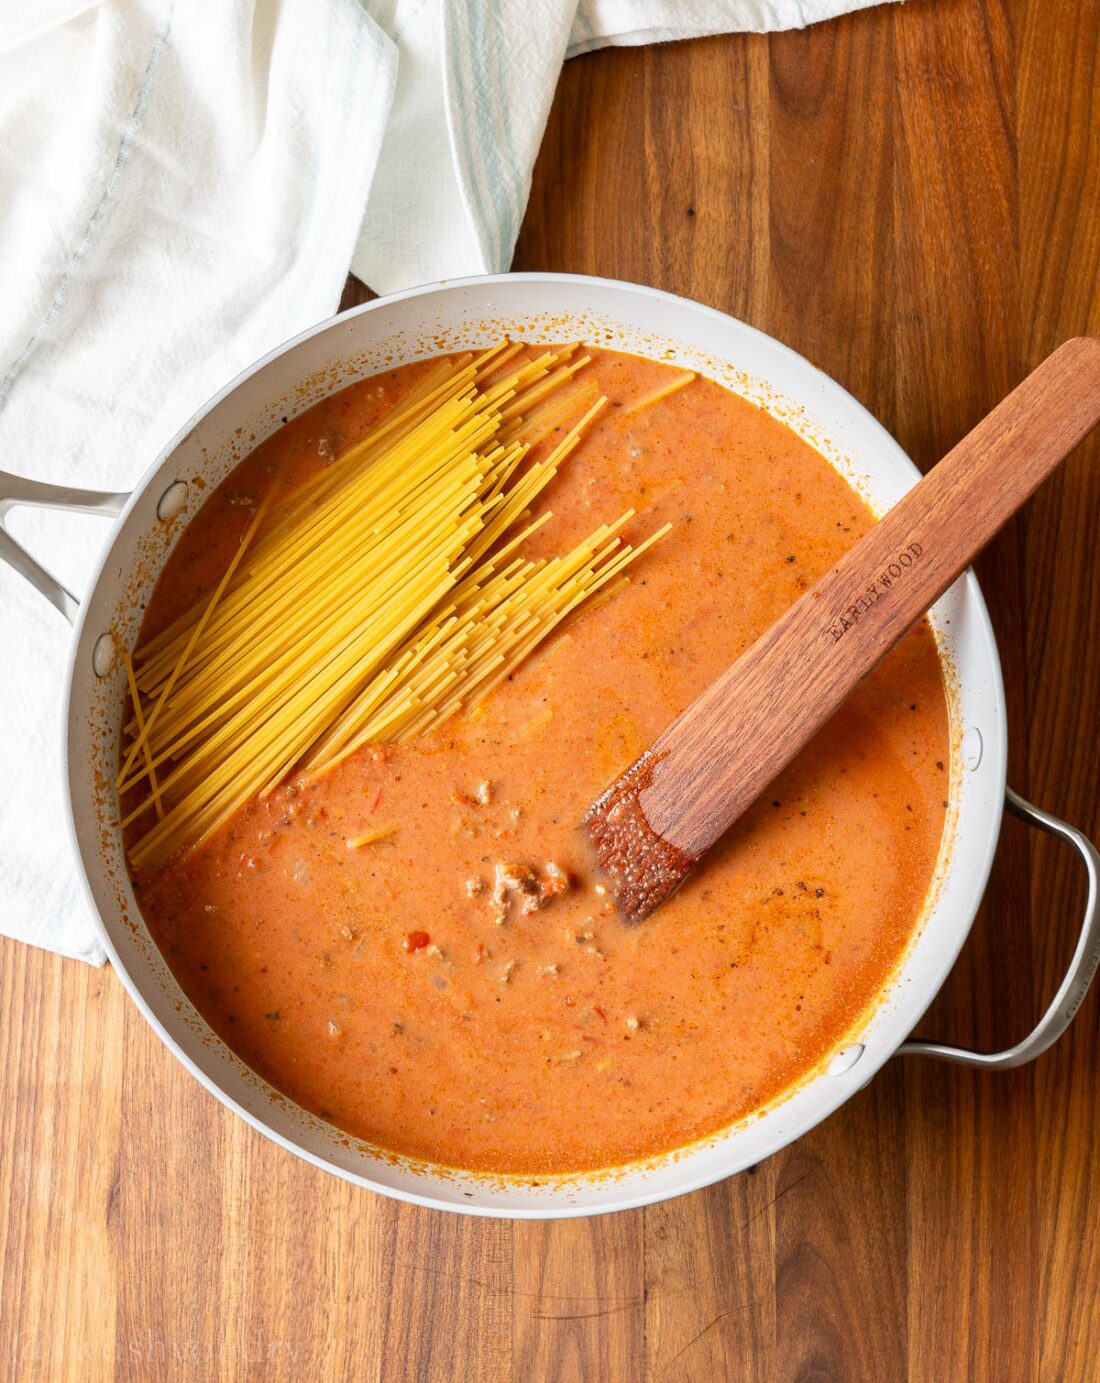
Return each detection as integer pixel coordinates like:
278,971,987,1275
3,1,1099,1378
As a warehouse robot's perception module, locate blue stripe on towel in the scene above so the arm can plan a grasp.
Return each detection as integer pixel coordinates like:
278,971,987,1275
444,3,498,269
445,0,524,272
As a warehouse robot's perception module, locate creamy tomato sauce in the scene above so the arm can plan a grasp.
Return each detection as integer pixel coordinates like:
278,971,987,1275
130,347,951,1175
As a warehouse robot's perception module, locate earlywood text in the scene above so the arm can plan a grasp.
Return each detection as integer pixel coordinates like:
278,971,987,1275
826,542,924,643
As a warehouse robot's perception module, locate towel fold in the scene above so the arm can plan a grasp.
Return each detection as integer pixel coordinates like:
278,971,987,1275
0,0,894,964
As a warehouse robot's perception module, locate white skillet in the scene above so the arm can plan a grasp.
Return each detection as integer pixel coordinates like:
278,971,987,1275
2,274,1097,1217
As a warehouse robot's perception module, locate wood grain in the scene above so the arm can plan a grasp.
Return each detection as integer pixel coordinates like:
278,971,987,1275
2,1,1099,1377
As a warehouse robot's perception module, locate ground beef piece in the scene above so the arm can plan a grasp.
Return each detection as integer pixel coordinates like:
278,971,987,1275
489,861,572,921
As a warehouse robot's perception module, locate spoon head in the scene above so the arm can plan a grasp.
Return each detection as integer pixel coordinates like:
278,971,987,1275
583,751,696,924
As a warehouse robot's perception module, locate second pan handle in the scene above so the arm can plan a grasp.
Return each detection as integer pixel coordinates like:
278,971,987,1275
897,787,1100,1069
0,470,129,624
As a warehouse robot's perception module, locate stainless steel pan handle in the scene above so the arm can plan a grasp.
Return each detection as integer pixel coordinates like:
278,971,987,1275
898,786,1100,1069
0,469,129,624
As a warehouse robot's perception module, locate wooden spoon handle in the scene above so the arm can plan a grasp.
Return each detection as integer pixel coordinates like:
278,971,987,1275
619,337,1100,882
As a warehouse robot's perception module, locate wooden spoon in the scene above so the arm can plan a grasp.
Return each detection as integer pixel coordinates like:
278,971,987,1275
584,336,1100,923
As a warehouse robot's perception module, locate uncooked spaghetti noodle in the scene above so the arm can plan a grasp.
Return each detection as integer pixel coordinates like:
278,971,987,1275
119,344,670,869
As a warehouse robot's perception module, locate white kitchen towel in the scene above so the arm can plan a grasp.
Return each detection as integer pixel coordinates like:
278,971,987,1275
0,0,891,965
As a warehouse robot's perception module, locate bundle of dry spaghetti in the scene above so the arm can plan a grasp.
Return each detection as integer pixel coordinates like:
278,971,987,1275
118,343,670,870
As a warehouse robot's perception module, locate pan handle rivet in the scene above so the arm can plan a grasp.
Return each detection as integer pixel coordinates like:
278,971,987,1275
157,481,189,522
961,727,983,771
92,632,116,678
827,1043,864,1076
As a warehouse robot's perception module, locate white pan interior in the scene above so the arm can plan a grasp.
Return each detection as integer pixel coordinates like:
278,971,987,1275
63,274,1007,1217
